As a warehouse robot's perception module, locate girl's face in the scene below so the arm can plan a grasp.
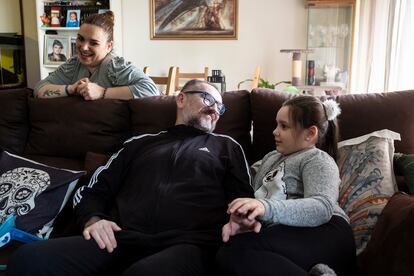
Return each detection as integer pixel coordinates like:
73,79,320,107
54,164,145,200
272,106,313,155
76,24,113,72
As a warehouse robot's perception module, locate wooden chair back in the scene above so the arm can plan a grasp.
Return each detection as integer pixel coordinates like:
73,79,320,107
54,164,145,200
251,66,261,89
175,67,209,91
144,66,178,96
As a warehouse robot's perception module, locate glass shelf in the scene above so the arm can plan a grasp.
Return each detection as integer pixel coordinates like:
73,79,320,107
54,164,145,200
306,4,354,92
40,27,79,31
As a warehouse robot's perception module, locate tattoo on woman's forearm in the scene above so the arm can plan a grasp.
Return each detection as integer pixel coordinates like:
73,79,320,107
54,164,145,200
43,90,61,97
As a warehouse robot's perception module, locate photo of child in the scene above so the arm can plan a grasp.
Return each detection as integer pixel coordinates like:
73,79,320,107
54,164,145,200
66,10,80,27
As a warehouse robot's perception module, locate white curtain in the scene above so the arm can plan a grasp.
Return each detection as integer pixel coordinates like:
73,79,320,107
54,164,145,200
350,0,414,93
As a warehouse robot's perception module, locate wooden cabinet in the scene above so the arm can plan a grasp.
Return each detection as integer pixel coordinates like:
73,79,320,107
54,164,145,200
305,0,355,7
305,0,355,93
35,0,122,79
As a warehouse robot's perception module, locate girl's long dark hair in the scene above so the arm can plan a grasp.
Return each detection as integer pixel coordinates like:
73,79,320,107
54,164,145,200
283,96,340,160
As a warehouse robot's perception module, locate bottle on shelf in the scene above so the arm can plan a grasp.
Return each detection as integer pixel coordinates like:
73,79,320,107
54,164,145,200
307,60,315,85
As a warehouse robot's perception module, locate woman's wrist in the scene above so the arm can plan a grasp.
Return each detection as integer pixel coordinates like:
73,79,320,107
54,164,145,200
65,85,74,96
101,88,108,99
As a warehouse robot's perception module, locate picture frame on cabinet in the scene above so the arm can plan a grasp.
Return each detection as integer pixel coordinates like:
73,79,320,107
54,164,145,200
71,37,78,57
44,35,70,66
50,6,62,27
66,10,80,27
150,0,238,40
98,9,110,14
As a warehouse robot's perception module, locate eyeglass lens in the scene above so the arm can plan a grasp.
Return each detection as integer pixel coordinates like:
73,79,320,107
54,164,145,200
184,91,226,115
201,93,225,115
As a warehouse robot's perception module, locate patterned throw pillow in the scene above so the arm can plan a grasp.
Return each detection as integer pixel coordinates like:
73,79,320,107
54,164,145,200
337,129,400,254
0,150,84,238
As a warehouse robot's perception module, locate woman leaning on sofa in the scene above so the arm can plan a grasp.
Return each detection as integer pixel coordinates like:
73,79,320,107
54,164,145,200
34,11,158,100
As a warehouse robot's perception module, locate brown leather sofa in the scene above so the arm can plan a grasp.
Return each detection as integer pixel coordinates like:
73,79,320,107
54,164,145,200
1,87,413,275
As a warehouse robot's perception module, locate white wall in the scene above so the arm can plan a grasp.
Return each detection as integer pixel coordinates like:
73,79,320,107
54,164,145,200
121,0,308,91
21,0,308,90
21,0,40,89
0,0,21,34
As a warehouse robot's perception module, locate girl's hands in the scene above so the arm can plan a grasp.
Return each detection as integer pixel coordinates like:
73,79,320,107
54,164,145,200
228,198,266,220
222,213,261,242
222,198,266,242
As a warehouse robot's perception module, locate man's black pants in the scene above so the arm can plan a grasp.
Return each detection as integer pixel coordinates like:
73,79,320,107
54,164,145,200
6,235,213,276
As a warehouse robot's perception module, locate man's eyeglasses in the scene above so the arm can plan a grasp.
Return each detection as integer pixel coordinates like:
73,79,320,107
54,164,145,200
184,91,226,115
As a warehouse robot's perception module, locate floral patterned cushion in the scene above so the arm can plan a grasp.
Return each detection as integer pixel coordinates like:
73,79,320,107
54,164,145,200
337,129,400,254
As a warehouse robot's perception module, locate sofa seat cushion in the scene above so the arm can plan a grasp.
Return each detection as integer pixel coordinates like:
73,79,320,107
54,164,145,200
0,88,31,154
25,96,131,158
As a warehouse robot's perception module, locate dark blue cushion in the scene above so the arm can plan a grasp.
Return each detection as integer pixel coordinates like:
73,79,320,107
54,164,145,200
0,150,84,238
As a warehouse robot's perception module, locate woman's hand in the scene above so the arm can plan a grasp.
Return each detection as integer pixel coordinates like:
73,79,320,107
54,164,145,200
77,78,105,100
228,198,266,220
67,81,80,96
222,213,261,242
83,217,122,253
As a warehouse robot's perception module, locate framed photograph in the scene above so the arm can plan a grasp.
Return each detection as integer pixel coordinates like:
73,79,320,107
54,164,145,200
70,37,78,57
150,0,238,40
50,6,61,27
98,9,110,14
66,10,80,27
44,35,70,66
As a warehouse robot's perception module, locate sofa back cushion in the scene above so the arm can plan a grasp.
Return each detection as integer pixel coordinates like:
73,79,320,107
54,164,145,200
336,90,414,154
129,95,177,134
215,90,252,160
251,89,414,163
25,97,131,158
250,89,290,163
129,91,252,158
0,88,31,154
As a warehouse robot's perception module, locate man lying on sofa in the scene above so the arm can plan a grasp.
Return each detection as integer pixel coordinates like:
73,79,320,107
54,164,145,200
6,79,254,276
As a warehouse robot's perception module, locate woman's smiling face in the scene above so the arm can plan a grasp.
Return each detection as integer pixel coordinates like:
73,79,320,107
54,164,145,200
76,23,113,72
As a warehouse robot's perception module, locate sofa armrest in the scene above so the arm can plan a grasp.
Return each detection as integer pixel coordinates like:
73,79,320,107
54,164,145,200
357,192,414,276
394,153,414,194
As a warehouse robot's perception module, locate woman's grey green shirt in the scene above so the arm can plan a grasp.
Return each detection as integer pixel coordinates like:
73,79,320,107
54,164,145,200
34,53,159,98
252,147,349,227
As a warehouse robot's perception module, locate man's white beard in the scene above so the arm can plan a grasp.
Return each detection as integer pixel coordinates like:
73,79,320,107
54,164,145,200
186,116,214,133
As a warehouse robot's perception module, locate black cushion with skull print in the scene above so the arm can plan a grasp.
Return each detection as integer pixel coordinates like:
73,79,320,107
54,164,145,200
0,150,84,238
